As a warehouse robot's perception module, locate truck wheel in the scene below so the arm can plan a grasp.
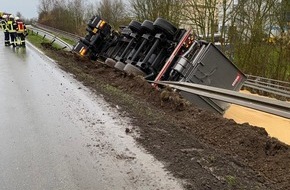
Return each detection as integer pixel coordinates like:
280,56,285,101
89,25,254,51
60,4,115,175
80,38,90,46
128,21,142,33
123,64,146,76
114,61,126,71
105,58,116,67
84,33,92,41
153,18,177,38
141,20,154,33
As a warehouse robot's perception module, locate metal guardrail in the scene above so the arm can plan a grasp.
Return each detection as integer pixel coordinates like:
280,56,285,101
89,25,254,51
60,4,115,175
245,74,290,90
244,81,290,98
245,79,290,91
33,23,80,42
27,26,73,51
246,74,290,87
244,74,290,100
154,81,290,119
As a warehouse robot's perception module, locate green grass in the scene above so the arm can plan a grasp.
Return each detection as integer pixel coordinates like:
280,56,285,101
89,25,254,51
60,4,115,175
59,36,76,46
43,29,77,46
37,28,77,46
26,30,62,49
225,175,236,186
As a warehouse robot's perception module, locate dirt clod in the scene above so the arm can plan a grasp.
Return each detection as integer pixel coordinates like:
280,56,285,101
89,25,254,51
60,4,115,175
125,128,130,133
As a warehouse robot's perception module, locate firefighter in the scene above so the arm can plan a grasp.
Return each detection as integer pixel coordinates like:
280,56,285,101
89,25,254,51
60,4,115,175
7,15,17,47
0,14,10,46
15,16,27,47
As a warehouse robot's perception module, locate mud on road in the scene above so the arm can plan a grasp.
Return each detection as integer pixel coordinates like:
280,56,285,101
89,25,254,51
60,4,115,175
41,43,290,190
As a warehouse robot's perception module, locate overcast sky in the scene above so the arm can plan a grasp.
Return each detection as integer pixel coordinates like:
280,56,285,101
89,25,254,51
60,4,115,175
1,0,102,19
1,0,40,18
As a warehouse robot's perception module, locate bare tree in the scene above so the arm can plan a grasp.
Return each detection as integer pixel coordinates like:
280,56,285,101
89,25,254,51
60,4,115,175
38,0,58,14
97,0,129,29
38,0,90,34
38,0,53,21
268,0,290,81
67,0,86,33
181,0,220,40
219,0,236,43
226,0,290,81
84,1,99,21
129,0,182,26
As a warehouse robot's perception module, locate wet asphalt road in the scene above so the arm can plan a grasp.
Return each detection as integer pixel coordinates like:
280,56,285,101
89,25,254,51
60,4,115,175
0,33,183,190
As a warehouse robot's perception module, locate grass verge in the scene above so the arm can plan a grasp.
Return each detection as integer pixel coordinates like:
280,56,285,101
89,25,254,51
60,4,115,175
26,30,63,49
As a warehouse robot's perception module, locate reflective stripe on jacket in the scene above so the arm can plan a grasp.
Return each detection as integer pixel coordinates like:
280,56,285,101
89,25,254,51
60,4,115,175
0,20,8,31
7,21,16,32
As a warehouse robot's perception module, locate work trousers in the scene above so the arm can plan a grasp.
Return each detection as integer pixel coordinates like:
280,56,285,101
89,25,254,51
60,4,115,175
9,32,17,47
4,31,10,46
16,33,26,47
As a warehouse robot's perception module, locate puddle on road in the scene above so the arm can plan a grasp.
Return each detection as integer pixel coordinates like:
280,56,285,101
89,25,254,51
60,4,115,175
224,91,290,145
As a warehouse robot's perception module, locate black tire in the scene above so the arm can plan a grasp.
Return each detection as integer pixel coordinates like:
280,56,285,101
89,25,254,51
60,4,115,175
141,20,154,33
128,21,142,33
80,37,90,46
105,58,116,67
123,64,146,76
153,18,177,38
90,34,101,46
121,27,132,37
84,33,93,41
114,61,126,71
86,27,92,33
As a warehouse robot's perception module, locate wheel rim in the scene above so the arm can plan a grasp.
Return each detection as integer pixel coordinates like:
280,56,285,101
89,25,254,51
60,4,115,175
105,58,116,67
114,61,126,71
123,64,146,76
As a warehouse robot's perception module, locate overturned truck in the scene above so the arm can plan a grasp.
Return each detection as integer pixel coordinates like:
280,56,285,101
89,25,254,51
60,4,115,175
73,16,246,114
